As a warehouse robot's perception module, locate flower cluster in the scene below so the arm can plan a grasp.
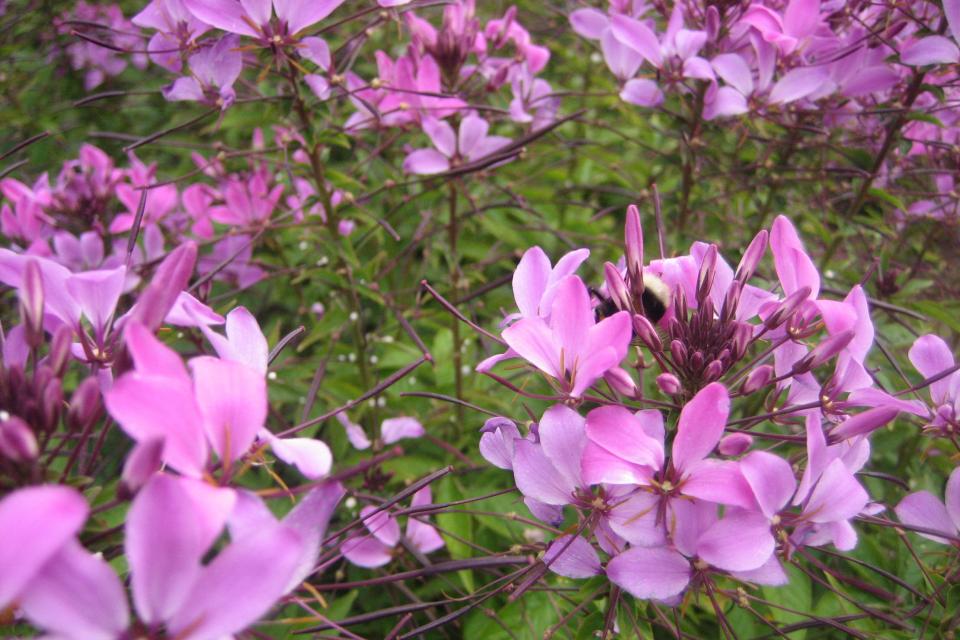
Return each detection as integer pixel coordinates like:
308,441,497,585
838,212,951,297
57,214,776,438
477,204,958,605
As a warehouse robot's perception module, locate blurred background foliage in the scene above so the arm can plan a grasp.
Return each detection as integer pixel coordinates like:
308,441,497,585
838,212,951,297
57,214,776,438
2,0,959,637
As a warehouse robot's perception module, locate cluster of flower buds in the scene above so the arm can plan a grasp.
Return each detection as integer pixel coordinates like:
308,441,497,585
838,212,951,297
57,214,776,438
476,202,958,607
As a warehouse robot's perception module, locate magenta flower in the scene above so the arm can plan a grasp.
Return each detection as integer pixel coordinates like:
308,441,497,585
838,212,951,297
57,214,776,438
336,412,425,451
105,322,266,477
163,35,243,109
184,0,345,44
583,383,755,510
906,334,960,432
343,487,444,568
739,0,824,56
201,306,334,478
403,115,511,175
9,474,344,640
607,500,778,602
499,275,631,397
896,467,960,545
133,0,212,72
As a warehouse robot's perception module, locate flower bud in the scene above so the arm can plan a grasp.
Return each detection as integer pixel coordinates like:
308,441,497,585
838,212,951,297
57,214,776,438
68,376,101,430
338,219,356,236
705,5,720,41
604,262,630,312
47,325,74,377
718,433,752,456
120,438,164,497
696,245,718,306
763,286,812,331
670,339,688,366
604,367,637,397
656,372,681,396
720,280,742,324
735,230,768,283
689,349,705,372
742,365,775,394
791,330,854,375
732,322,753,359
624,204,644,283
40,379,62,432
704,359,724,381
632,314,662,351
129,242,198,332
311,302,325,319
829,406,900,442
0,416,38,462
20,260,45,349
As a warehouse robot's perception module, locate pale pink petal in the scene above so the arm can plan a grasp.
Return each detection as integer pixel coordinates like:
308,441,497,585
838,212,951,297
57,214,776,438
124,322,189,379
581,441,653,485
360,505,401,547
66,267,126,336
168,524,305,639
544,535,601,578
607,492,666,546
406,487,444,554
607,547,691,600
896,490,956,544
183,0,260,36
281,481,344,589
513,246,551,317
19,540,128,640
602,29,643,80
901,36,960,66
222,306,269,373
190,356,266,464
335,412,372,450
682,459,756,508
947,0,960,45
569,8,608,39
610,14,663,66
105,374,208,477
571,346,622,397
0,486,88,609
457,115,489,159
769,65,829,104
342,534,393,568
538,404,586,490
300,36,331,69
502,317,562,378
265,433,333,478
279,0,345,35
672,382,729,473
403,148,450,175
731,555,789,586
381,416,424,444
479,417,521,470
711,53,754,95
422,117,456,157
739,451,796,517
770,215,819,299
697,510,774,572
127,474,236,624
584,405,663,469
908,334,956,405
947,467,960,531
783,0,819,38
165,291,225,327
620,78,664,107
804,459,868,523
513,439,575,505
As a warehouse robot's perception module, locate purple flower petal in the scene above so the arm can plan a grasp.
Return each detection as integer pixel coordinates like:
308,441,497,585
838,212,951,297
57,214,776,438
672,382,729,473
19,540,128,640
570,8,608,39
127,474,237,624
908,334,956,405
381,416,425,444
513,439,575,505
901,36,960,66
168,523,305,639
896,490,956,544
768,65,829,104
403,148,450,175
0,486,89,609
620,78,664,107
610,14,663,67
739,451,796,517
697,510,775,572
544,535,601,578
190,356,267,465
607,546,691,600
